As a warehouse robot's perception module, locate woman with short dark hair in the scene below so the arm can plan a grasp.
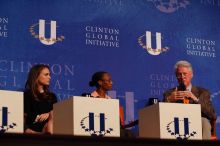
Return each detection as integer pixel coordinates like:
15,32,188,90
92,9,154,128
89,71,113,99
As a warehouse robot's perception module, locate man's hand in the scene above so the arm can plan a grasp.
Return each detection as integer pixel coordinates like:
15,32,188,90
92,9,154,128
167,87,183,102
167,88,198,103
176,91,198,102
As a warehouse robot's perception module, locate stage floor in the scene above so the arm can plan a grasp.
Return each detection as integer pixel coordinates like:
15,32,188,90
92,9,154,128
0,133,220,146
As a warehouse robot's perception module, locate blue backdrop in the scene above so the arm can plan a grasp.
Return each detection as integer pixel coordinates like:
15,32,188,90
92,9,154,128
0,0,219,137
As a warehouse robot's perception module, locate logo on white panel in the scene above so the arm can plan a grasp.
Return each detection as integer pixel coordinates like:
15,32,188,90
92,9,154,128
0,107,17,133
149,0,190,13
167,117,197,140
80,112,113,136
138,31,169,55
29,19,65,45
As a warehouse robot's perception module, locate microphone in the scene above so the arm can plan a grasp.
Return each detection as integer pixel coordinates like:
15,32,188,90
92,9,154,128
177,80,189,104
177,80,186,91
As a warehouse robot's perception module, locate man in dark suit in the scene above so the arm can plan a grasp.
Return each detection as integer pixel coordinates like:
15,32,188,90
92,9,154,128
163,60,216,140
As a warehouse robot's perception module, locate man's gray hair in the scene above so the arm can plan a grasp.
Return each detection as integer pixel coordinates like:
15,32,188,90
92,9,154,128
174,60,193,73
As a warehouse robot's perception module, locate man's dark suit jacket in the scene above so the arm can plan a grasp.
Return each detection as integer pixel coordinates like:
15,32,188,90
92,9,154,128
163,85,216,121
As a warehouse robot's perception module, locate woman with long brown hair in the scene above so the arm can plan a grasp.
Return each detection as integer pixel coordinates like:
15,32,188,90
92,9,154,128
24,64,57,134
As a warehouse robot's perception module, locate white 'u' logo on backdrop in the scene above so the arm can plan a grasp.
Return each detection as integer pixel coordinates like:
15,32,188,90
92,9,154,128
146,31,162,55
39,19,57,45
29,19,65,45
138,31,169,56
